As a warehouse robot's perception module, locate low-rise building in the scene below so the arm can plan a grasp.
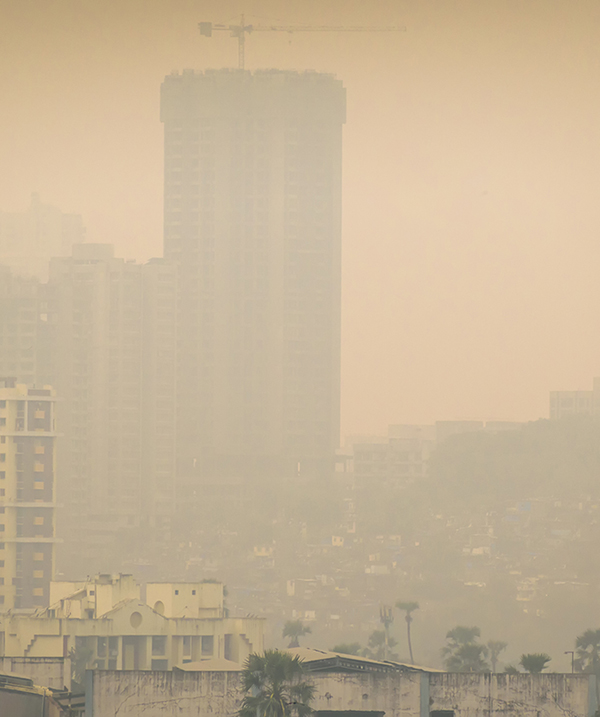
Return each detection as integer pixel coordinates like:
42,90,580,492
0,574,263,671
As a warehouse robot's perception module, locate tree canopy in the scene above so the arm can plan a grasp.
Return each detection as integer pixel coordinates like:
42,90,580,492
520,653,551,673
239,651,315,717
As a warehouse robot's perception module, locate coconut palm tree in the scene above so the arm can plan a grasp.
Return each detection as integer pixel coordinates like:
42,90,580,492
520,653,551,673
575,629,600,675
239,650,315,717
487,640,508,673
396,601,419,664
283,620,312,648
442,626,490,672
575,628,600,703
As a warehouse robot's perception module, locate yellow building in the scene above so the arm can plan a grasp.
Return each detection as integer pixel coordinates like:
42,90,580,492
0,574,263,671
0,380,58,612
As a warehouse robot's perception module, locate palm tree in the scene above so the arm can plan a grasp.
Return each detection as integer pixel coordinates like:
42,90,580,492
283,620,312,648
575,629,600,703
396,601,419,664
442,626,490,672
239,651,315,717
487,640,508,673
520,653,551,673
575,629,600,675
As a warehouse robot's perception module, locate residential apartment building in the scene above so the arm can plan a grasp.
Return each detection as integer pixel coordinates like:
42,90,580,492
160,69,346,484
46,245,177,574
350,421,522,485
550,377,600,419
0,267,51,388
0,574,263,670
0,380,57,611
0,193,84,281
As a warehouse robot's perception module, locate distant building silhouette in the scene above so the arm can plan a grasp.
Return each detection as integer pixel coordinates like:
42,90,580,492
0,193,84,281
549,377,600,419
160,69,346,486
46,245,177,574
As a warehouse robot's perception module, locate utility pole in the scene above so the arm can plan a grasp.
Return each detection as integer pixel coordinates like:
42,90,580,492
565,650,575,673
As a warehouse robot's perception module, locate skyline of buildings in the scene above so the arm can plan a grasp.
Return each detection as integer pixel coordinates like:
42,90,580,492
0,66,597,597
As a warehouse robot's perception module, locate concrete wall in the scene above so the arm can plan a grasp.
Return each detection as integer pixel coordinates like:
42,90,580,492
429,673,596,717
87,669,595,717
0,656,71,690
311,671,422,717
88,670,242,717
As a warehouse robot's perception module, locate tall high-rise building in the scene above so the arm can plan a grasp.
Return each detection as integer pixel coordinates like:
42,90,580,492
47,245,177,574
0,267,51,388
0,194,84,281
160,69,346,481
0,379,57,611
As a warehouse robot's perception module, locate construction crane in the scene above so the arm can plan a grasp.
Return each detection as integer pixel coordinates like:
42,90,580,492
199,15,405,71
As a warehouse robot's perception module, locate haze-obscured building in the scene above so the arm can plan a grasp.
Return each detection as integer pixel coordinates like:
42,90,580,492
0,194,84,281
0,267,51,389
0,574,263,670
46,245,177,574
160,69,346,485
349,421,522,485
549,377,600,419
0,380,57,612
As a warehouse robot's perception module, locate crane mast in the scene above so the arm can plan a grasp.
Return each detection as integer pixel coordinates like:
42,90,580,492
199,14,405,70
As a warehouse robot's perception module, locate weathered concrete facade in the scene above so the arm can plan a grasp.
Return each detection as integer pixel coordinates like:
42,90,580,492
429,672,597,717
86,669,597,717
0,656,70,690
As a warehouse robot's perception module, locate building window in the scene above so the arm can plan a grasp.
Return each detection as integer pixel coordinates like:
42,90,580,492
33,570,43,579
34,481,44,490
34,516,44,526
192,590,196,595
201,635,214,656
0,472,5,480
151,659,168,670
0,401,5,408
33,588,44,596
174,589,179,595
33,552,43,561
152,636,167,655
0,455,5,462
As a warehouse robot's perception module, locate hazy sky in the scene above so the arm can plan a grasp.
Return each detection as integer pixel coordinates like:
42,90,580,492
2,0,600,437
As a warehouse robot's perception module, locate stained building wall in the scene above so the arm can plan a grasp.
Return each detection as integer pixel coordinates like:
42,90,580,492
86,669,595,717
